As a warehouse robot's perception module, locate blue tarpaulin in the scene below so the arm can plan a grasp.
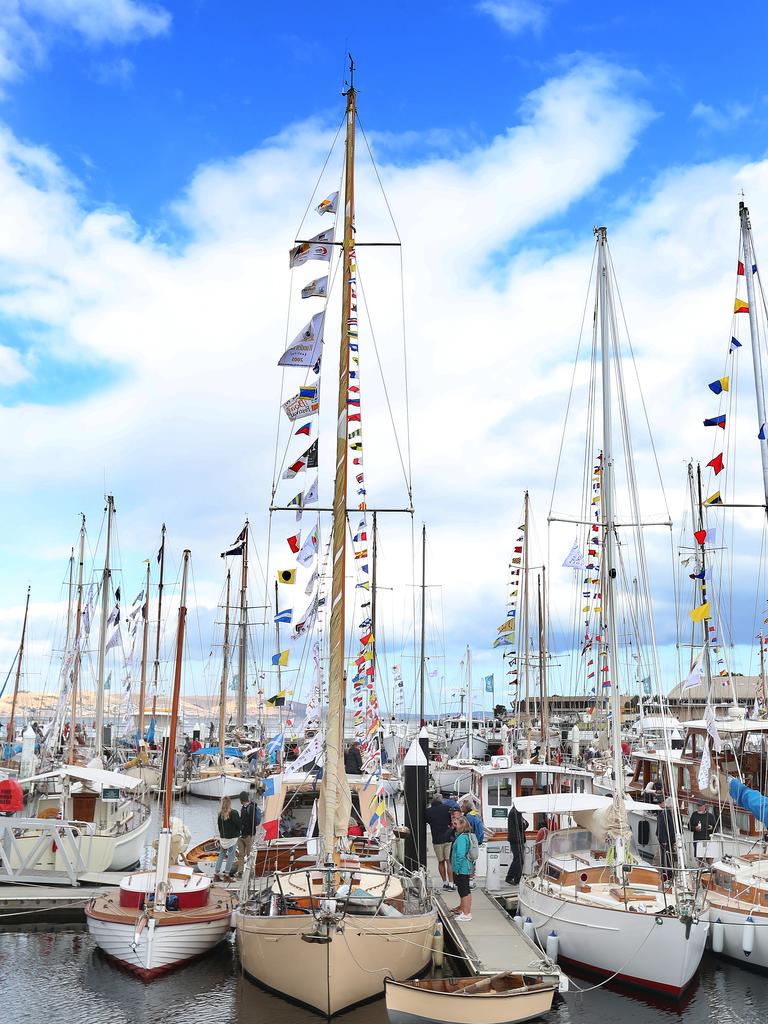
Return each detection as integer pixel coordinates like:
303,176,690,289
192,745,243,758
730,777,768,825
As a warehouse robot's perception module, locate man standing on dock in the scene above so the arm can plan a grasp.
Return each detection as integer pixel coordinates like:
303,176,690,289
505,801,528,886
425,793,455,891
237,790,262,875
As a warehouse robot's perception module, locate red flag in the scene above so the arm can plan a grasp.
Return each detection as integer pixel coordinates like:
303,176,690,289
707,453,724,475
694,528,706,545
262,818,279,841
738,260,745,275
287,532,301,553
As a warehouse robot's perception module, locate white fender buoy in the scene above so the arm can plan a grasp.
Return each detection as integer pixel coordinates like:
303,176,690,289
432,921,444,968
513,914,523,929
546,931,559,962
523,917,536,941
743,916,755,958
711,918,724,954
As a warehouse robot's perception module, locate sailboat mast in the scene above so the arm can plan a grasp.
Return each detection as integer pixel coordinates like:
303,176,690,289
68,517,86,765
419,523,426,727
521,491,532,758
95,495,114,760
164,549,190,830
6,587,31,748
739,201,768,511
237,521,249,731
689,462,714,700
371,511,378,688
595,228,624,791
220,570,232,769
151,523,166,720
322,62,356,853
537,570,548,759
137,560,151,744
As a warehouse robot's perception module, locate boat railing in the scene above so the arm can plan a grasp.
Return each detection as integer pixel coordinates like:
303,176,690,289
0,816,89,884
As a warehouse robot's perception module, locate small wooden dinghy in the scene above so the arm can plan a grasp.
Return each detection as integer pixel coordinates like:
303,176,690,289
384,972,558,1024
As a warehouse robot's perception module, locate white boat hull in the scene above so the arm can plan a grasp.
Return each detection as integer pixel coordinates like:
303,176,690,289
87,912,231,977
108,813,153,871
237,909,437,1015
188,773,246,800
518,880,708,995
708,903,768,970
384,978,556,1024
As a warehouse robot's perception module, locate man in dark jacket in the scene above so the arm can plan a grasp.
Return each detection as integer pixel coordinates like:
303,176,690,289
505,802,529,885
689,798,717,865
344,740,363,774
236,790,262,874
656,797,676,881
425,793,455,890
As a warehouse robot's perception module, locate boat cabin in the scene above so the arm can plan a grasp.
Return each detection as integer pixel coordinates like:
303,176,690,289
469,759,594,836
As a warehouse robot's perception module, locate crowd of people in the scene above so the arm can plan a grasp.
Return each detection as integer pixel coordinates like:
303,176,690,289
424,792,487,922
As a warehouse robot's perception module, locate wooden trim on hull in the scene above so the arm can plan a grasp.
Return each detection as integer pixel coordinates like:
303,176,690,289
96,944,221,981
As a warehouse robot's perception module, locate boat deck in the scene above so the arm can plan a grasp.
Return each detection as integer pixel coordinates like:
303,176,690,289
0,872,240,926
426,852,555,979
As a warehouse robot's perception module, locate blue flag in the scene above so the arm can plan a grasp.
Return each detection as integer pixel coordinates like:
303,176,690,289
274,609,292,624
484,674,494,693
730,336,742,352
266,732,283,754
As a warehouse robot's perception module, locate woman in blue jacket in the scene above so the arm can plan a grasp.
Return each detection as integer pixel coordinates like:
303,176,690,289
450,816,473,921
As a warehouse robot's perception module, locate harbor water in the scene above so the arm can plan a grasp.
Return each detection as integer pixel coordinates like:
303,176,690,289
1,797,766,1024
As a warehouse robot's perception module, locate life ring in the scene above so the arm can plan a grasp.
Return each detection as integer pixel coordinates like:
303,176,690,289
38,806,59,819
535,827,548,864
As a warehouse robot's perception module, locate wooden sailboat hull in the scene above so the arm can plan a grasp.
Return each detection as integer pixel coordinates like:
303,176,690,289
519,879,708,995
237,909,437,1016
384,975,557,1024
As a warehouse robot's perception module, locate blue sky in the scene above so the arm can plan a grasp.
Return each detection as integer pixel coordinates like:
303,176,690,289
2,1,768,715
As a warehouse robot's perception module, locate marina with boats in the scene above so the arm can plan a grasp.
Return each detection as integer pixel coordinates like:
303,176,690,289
6,35,768,1024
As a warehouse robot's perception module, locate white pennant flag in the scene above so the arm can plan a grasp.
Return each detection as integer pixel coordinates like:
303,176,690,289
301,275,328,299
697,741,711,791
703,702,722,752
289,229,334,268
304,476,318,506
292,594,319,639
682,647,706,691
292,731,323,773
316,191,338,216
305,567,319,596
278,312,325,368
297,527,318,568
562,540,587,570
306,796,318,839
105,626,121,652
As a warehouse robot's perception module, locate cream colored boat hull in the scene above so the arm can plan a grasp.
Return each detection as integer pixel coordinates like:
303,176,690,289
384,979,556,1024
237,909,437,1016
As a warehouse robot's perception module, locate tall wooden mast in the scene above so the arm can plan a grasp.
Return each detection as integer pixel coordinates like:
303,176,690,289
95,495,114,759
220,570,232,768
68,516,86,765
5,586,31,748
236,520,249,731
521,490,531,757
151,523,166,721
163,549,190,829
322,59,357,853
137,560,151,743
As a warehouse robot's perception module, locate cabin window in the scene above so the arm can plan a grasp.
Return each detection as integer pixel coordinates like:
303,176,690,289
487,776,514,807
680,766,692,793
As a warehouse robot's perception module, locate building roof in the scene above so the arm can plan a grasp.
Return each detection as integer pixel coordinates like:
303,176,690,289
666,676,760,702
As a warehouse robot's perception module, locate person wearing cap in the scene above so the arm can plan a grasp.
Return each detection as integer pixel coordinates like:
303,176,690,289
656,795,677,882
689,798,717,866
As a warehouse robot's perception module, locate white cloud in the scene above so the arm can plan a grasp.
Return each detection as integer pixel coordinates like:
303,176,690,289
0,55,764,708
0,0,169,89
691,100,751,133
477,0,551,34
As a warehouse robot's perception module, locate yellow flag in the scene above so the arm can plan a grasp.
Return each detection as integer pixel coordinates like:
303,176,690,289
689,602,710,623
735,298,749,313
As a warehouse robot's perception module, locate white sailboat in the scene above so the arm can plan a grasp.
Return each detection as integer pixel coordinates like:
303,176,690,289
86,550,236,978
235,63,436,1017
518,225,709,996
